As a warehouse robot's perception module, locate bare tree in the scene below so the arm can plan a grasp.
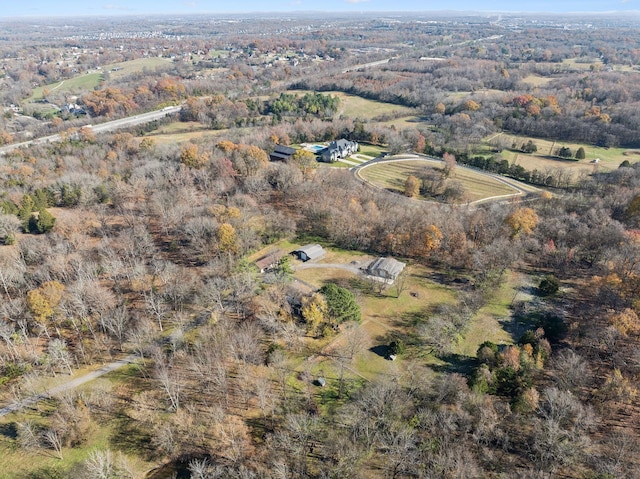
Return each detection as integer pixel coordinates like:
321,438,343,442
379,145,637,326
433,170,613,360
553,349,592,393
379,424,417,479
394,265,409,299
42,428,64,460
0,247,26,300
79,449,135,479
334,322,369,398
154,350,183,411
253,374,276,421
47,338,74,376
16,420,41,452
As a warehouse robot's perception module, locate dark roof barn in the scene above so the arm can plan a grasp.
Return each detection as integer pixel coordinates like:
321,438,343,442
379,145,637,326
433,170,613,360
270,145,297,162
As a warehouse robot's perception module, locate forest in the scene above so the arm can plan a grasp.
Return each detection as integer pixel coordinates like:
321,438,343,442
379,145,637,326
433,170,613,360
0,10,640,479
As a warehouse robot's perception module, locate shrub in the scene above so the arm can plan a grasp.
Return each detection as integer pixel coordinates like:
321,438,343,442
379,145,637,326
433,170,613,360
389,339,406,356
538,275,559,296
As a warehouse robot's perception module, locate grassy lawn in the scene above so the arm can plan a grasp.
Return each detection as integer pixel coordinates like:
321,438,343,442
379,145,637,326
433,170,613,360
0,420,105,479
521,74,553,87
359,159,518,202
146,121,209,136
104,57,174,80
358,143,387,158
290,90,415,121
209,50,228,57
29,58,174,101
377,115,424,128
324,161,351,169
492,133,628,176
453,272,519,357
30,72,104,101
144,129,222,144
296,261,456,352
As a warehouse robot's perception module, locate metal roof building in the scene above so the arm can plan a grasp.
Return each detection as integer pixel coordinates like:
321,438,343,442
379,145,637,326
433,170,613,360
294,244,326,262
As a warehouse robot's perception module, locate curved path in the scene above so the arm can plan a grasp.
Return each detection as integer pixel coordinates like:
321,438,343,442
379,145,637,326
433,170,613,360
352,154,541,205
0,354,136,417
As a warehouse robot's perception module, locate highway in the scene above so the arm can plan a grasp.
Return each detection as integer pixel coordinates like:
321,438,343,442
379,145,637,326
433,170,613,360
0,105,181,155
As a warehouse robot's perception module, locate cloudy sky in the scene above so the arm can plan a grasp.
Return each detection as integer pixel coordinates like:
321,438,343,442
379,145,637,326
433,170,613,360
1,0,638,17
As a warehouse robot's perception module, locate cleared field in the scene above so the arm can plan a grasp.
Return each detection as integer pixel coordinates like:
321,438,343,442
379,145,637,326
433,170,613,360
104,57,174,80
291,90,415,120
377,115,425,128
29,58,174,101
453,272,521,357
30,72,104,100
359,160,518,202
143,122,225,144
521,74,553,87
493,133,629,176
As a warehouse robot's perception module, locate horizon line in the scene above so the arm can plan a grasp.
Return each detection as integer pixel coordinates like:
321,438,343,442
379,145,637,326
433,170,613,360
2,9,640,20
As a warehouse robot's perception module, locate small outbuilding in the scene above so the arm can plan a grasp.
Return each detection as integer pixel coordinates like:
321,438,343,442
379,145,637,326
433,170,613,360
255,250,284,273
293,244,326,262
366,257,406,281
270,145,297,162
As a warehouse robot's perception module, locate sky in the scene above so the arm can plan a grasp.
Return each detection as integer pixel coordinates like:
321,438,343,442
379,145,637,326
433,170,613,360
1,0,639,17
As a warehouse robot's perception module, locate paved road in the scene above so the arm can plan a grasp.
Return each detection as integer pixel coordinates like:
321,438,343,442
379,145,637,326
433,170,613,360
0,355,136,417
0,105,181,156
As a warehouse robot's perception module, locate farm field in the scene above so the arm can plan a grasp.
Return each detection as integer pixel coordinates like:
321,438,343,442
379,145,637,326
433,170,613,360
490,132,631,177
30,72,104,100
520,74,553,87
358,159,520,202
103,57,174,80
28,57,175,101
291,90,416,121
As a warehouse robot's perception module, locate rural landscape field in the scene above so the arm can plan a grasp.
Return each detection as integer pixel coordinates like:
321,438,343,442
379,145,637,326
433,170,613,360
1,4,640,479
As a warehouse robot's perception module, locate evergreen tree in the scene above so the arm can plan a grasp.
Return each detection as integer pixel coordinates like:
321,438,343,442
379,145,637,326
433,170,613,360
319,283,361,326
28,209,56,234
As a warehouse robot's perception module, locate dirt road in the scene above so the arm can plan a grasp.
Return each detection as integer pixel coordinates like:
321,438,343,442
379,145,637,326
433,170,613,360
0,355,136,417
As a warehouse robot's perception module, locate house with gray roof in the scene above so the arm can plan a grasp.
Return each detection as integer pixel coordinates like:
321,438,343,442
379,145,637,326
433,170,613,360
365,257,406,281
321,139,358,163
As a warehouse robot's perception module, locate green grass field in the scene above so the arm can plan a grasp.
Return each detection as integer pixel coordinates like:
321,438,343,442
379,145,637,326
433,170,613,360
30,72,104,100
104,57,174,80
29,58,174,101
491,133,630,177
359,159,519,202
291,90,415,121
453,272,519,357
358,143,387,158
